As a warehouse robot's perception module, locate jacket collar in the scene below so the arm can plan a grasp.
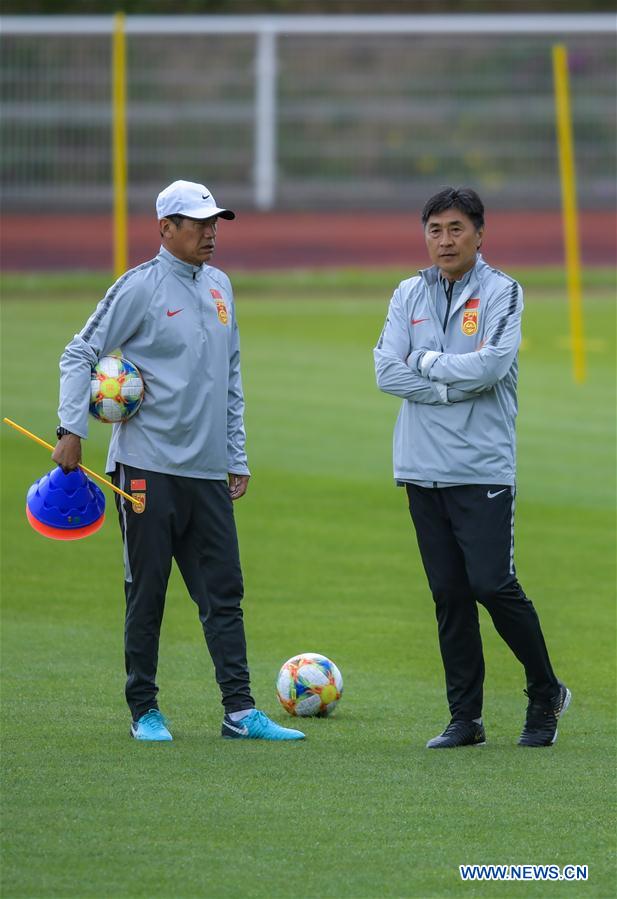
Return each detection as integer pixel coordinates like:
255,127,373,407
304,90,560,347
157,245,203,280
418,252,485,288
419,254,487,326
438,266,473,300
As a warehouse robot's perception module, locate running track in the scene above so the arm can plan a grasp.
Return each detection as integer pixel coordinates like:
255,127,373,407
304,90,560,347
1,211,614,271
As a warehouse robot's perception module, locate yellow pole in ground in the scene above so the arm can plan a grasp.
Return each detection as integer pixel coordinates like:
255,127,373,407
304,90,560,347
552,44,586,384
112,12,128,279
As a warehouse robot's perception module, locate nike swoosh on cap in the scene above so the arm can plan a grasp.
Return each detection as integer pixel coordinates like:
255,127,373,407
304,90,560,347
202,193,210,199
166,309,183,317
487,488,508,499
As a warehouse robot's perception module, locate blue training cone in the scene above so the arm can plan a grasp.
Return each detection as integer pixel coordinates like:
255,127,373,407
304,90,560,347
26,467,105,540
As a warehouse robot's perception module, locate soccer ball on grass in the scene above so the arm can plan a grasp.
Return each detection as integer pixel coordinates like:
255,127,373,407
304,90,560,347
276,652,343,717
90,355,144,423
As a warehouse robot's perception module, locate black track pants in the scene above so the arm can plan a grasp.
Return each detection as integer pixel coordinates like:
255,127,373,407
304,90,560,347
112,464,254,720
406,484,559,720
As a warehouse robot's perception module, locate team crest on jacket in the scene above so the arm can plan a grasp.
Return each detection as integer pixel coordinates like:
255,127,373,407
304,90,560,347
131,493,146,514
210,289,228,324
215,300,228,325
462,298,480,335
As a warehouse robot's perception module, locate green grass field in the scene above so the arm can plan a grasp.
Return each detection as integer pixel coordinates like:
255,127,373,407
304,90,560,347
1,269,615,898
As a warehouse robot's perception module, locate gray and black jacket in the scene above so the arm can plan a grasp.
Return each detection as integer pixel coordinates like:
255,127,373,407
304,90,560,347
374,254,522,486
58,246,249,479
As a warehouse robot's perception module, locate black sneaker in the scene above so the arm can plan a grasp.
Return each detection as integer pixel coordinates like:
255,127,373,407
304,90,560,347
518,682,572,747
426,719,486,749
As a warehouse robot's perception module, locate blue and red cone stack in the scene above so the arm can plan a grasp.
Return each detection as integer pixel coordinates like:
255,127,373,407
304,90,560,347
26,467,105,540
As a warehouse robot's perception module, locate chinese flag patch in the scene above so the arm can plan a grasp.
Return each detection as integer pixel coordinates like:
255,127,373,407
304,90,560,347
130,479,147,491
210,289,223,300
465,298,480,309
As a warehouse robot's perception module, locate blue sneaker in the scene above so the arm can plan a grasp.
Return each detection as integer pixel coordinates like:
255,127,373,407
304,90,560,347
130,709,173,741
222,709,305,741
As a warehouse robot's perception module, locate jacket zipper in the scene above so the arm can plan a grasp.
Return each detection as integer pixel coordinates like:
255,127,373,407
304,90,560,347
192,271,207,340
442,279,454,331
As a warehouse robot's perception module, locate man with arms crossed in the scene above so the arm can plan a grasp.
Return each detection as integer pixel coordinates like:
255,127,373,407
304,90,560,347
53,180,304,743
374,187,570,748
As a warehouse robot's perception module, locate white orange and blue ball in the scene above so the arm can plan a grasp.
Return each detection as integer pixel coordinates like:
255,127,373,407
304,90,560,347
90,355,144,424
276,652,343,717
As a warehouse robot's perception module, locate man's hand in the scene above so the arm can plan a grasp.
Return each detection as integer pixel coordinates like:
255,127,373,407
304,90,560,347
407,349,440,376
228,473,250,501
51,434,82,473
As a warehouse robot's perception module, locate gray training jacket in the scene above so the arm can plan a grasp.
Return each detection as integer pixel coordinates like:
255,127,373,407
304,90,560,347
58,246,249,479
374,254,523,486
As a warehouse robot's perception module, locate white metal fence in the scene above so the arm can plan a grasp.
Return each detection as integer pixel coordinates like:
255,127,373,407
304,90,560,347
1,14,615,212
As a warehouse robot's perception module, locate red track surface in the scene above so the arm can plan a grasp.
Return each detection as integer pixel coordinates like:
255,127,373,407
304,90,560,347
1,211,615,272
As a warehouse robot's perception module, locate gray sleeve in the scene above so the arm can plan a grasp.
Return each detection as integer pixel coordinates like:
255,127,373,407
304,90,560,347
447,386,490,403
226,299,250,475
374,287,446,405
58,273,149,438
424,282,523,392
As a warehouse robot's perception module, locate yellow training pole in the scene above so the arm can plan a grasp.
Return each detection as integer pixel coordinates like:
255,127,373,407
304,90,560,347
112,12,128,279
552,44,586,384
2,418,142,509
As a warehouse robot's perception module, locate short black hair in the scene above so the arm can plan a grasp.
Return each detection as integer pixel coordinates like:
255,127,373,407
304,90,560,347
165,214,187,228
421,187,485,231
159,212,185,238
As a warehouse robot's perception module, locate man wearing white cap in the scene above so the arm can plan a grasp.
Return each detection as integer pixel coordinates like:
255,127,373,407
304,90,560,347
53,180,305,743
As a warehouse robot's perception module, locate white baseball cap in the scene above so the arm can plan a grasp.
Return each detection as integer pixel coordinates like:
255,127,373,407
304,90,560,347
156,180,235,221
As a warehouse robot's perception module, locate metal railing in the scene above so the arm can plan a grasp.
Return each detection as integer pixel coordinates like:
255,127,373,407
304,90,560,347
1,14,615,212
